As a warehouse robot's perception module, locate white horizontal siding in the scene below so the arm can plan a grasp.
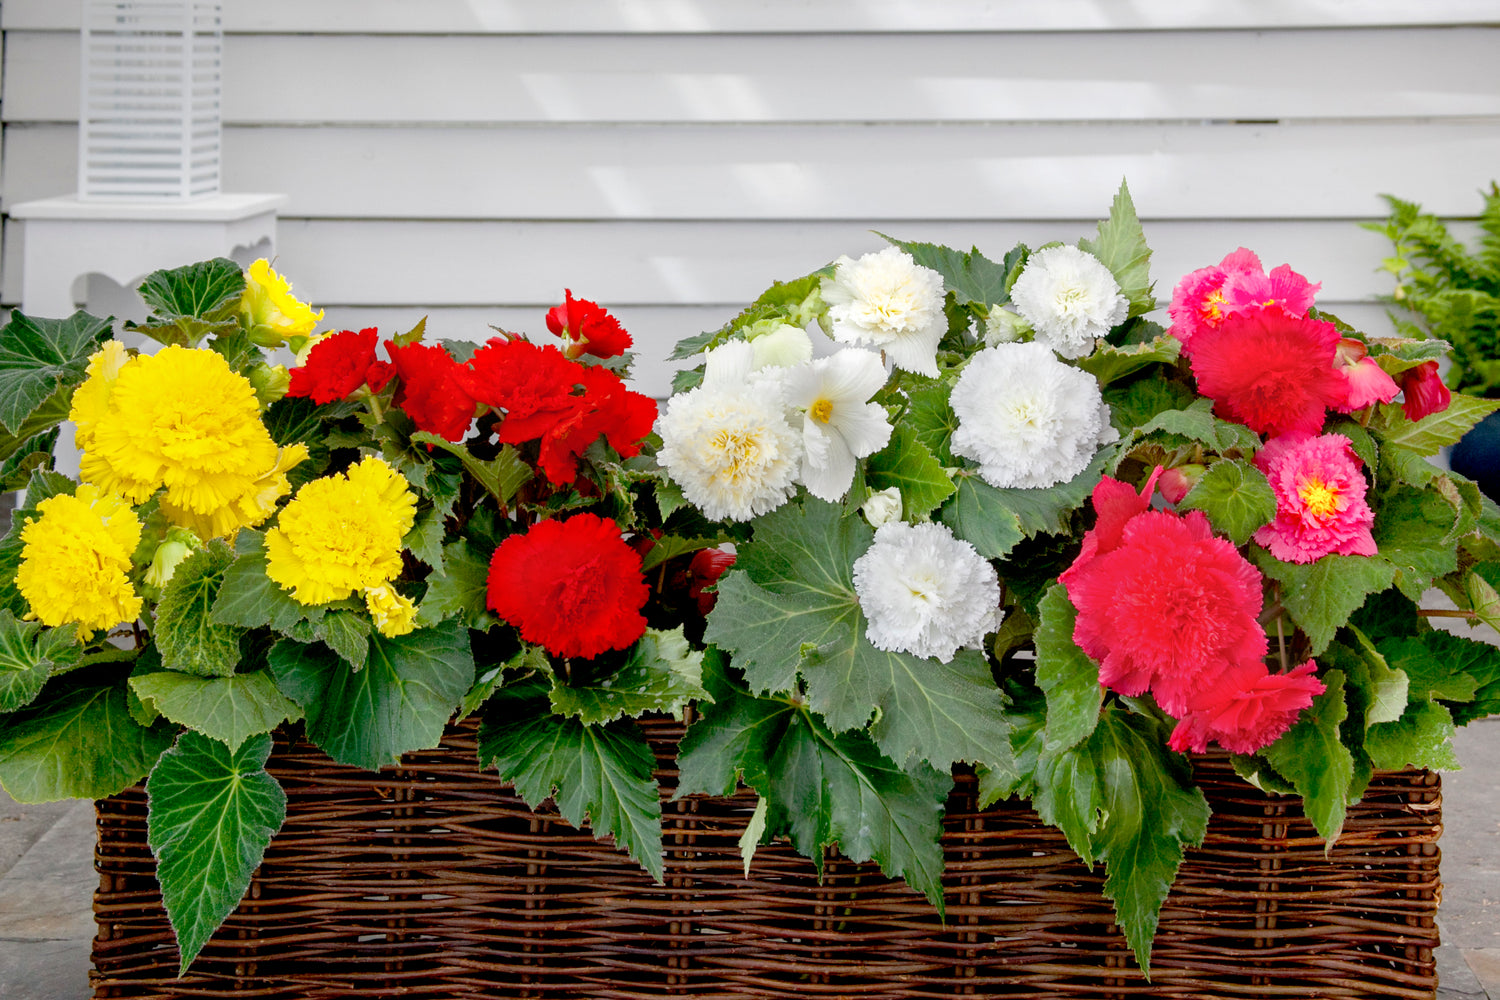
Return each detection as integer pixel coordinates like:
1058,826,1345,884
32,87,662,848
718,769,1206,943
6,121,1497,221
9,28,1500,124
6,0,1499,32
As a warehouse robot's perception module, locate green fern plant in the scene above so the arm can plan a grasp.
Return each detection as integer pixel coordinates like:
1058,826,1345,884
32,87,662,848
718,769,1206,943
1366,183,1500,395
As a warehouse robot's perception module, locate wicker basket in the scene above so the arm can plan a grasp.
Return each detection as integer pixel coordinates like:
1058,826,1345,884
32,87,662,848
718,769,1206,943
91,718,1441,1000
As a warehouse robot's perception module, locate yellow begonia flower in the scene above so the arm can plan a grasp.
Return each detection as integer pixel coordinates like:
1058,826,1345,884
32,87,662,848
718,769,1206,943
240,259,323,347
364,582,417,638
264,456,417,606
17,485,143,638
72,345,307,539
69,339,130,455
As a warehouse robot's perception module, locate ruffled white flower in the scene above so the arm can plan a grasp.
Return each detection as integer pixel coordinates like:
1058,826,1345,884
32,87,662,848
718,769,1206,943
950,342,1116,489
821,247,947,377
657,343,803,521
782,349,893,502
861,487,903,528
749,323,813,370
852,521,1001,663
1010,245,1128,359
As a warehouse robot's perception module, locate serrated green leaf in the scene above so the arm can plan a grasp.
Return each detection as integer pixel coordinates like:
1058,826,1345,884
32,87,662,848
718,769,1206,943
669,272,827,361
548,627,708,724
147,731,285,974
1104,378,1197,434
410,433,531,506
0,612,80,713
1343,627,1409,726
1079,180,1155,318
654,477,688,520
267,620,472,769
1262,670,1354,844
1074,337,1180,387
130,669,300,754
136,258,244,323
1178,459,1276,546
403,507,447,574
1379,440,1438,488
155,541,242,678
878,235,1012,308
1379,630,1499,724
415,539,497,630
0,311,114,434
1252,551,1397,656
939,474,1024,559
945,449,1107,548
0,674,176,801
1365,700,1461,771
639,533,722,573
674,649,792,798
313,610,371,671
0,382,69,468
210,531,306,633
1374,395,1500,455
864,424,955,519
1034,586,1103,753
479,683,664,882
1031,705,1208,972
1371,486,1461,599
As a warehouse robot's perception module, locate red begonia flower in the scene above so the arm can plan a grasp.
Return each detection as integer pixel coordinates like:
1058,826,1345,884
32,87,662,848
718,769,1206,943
486,513,649,659
1167,659,1326,755
385,340,476,442
546,289,633,359
1189,307,1347,437
534,366,658,486
688,547,737,616
286,328,384,404
456,337,583,443
1401,360,1453,422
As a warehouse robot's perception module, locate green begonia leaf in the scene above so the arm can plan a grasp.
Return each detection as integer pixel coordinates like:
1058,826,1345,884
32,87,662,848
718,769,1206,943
1372,395,1500,456
1344,627,1409,726
942,449,1107,552
0,673,177,802
1030,705,1209,972
1033,586,1103,753
129,670,303,753
1074,336,1180,387
549,627,708,725
131,258,246,348
940,474,1025,559
147,731,285,974
1262,670,1355,845
410,433,532,506
864,424,955,519
977,678,1048,807
479,681,664,882
1379,630,1500,724
1078,180,1155,318
1371,486,1461,600
878,235,1016,309
416,539,498,630
1251,551,1397,656
155,541,242,678
1178,459,1276,546
403,508,447,574
1365,700,1461,771
0,310,113,435
0,383,70,468
211,531,306,633
0,612,80,713
267,619,472,769
904,380,958,466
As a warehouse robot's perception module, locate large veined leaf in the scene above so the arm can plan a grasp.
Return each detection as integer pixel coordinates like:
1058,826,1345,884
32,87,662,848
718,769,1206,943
410,433,532,506
1379,629,1500,724
0,611,80,713
903,379,959,466
864,425,955,520
1371,486,1461,600
1033,586,1103,753
0,310,113,434
0,382,70,468
1372,395,1500,456
939,474,1025,560
1078,180,1155,318
267,619,472,769
549,627,708,724
878,235,1019,309
416,539,499,630
479,681,664,882
154,541,242,678
131,258,246,347
147,731,286,974
1178,459,1276,546
1365,700,1461,771
0,673,177,801
130,670,303,753
1030,705,1209,972
707,500,1013,772
1074,337,1180,387
211,531,307,633
1251,551,1397,656
943,449,1108,546
1262,670,1355,845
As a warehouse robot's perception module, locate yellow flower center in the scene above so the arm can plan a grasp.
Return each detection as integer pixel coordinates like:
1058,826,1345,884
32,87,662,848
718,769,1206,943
710,428,762,484
1200,290,1227,324
1299,477,1341,518
809,398,834,423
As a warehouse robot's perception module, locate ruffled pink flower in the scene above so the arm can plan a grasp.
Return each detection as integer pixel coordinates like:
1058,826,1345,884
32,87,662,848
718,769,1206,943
1168,659,1326,754
1188,307,1347,437
1401,360,1452,422
1167,248,1264,349
1332,338,1400,412
1060,474,1268,716
1253,432,1376,563
1222,263,1321,319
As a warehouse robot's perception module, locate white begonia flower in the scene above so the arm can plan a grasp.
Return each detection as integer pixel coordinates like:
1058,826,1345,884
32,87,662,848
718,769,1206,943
852,520,1001,663
749,323,814,371
949,341,1117,489
656,342,803,522
1009,245,1128,359
983,308,1031,347
782,349,894,502
821,247,947,377
861,487,903,528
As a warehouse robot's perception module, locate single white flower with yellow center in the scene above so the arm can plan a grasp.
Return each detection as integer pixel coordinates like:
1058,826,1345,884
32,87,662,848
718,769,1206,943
821,247,947,377
1010,245,1128,359
782,348,893,502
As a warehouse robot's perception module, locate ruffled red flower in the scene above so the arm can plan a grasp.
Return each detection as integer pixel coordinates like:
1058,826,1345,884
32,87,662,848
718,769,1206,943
486,513,649,659
1166,248,1265,349
456,337,583,443
287,328,389,404
1168,659,1326,754
1060,475,1268,716
1401,360,1453,422
1253,432,1376,563
1332,338,1400,412
546,290,633,359
386,340,476,442
1189,307,1347,436
534,366,658,486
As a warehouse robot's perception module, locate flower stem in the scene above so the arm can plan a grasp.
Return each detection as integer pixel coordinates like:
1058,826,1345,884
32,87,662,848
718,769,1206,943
1275,614,1288,672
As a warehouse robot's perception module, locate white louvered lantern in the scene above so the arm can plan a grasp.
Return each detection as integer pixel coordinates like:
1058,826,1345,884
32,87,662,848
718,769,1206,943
79,0,223,200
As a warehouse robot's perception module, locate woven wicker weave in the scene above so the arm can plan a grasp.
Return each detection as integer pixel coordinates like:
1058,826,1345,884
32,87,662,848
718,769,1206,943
91,718,1441,999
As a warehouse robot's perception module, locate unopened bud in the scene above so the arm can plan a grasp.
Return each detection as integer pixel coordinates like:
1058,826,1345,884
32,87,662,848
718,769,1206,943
861,487,903,528
145,527,202,591
1157,464,1205,505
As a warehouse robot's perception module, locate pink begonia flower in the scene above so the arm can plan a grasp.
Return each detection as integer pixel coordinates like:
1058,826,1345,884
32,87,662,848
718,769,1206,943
1060,474,1268,717
1401,360,1453,422
1167,659,1326,754
1166,248,1265,350
1253,432,1376,563
1222,263,1321,319
1188,306,1347,437
1332,338,1400,412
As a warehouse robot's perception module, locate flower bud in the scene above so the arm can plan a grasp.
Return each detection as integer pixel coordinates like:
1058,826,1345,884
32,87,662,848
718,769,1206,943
688,547,737,617
1400,360,1452,422
748,323,813,370
248,363,291,406
861,486,903,528
1157,464,1205,505
144,527,202,591
984,309,1032,347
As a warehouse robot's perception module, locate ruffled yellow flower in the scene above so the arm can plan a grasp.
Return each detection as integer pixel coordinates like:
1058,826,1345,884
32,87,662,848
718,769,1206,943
264,456,416,607
364,582,417,638
16,485,143,638
73,345,308,539
69,339,130,456
240,259,323,347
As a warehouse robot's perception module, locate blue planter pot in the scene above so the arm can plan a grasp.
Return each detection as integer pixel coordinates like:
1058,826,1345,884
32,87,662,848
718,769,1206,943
1450,408,1500,501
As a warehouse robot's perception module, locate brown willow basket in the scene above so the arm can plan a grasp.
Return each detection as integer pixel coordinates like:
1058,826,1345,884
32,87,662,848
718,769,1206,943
91,717,1441,1000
